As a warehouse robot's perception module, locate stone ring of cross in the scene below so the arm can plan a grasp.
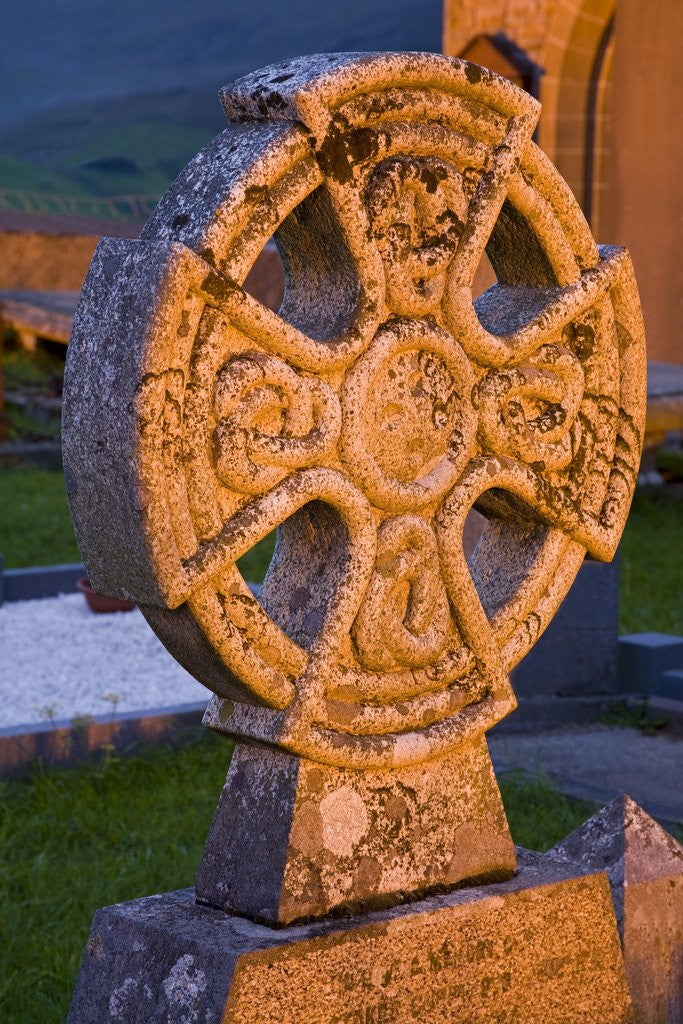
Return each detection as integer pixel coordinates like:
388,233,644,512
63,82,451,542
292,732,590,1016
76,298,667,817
63,52,646,770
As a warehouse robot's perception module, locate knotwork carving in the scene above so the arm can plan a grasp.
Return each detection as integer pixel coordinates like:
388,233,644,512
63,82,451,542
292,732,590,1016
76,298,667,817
63,52,646,770
213,351,340,493
352,515,451,672
339,318,476,511
476,343,584,470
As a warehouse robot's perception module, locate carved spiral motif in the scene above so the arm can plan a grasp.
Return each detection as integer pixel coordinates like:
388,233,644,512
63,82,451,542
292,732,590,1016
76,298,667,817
213,351,340,494
475,344,584,470
63,53,646,769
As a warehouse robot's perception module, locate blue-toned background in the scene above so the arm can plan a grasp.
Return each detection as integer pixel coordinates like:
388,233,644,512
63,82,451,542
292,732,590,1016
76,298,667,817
0,0,442,197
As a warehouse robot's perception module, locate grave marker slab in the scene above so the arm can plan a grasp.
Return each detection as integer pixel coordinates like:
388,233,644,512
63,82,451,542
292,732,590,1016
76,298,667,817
69,855,633,1024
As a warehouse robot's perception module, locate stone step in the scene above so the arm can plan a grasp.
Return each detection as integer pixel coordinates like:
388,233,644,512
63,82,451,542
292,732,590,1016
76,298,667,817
618,632,683,694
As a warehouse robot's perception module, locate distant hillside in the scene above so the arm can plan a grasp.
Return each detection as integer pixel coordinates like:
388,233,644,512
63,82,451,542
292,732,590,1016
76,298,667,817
0,0,442,204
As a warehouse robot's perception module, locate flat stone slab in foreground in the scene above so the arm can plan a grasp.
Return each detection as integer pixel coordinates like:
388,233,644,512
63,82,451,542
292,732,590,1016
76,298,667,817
68,852,632,1024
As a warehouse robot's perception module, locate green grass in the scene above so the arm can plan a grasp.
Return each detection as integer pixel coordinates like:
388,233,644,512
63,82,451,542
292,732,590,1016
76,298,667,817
1,341,64,441
65,121,213,197
2,341,65,393
619,486,683,635
4,406,61,442
656,446,683,482
599,697,673,735
499,771,594,851
0,736,591,1024
0,467,277,574
236,531,276,586
0,468,81,568
0,733,233,1023
0,154,84,197
0,120,213,215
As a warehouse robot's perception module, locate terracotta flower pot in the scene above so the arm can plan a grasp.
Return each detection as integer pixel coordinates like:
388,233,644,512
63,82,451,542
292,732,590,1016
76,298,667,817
76,577,135,613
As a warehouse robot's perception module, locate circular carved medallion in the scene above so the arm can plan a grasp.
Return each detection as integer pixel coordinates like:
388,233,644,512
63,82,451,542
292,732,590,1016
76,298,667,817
339,319,476,510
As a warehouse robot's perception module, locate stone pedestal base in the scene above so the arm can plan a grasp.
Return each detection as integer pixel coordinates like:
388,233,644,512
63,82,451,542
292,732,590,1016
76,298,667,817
67,851,633,1024
196,737,515,924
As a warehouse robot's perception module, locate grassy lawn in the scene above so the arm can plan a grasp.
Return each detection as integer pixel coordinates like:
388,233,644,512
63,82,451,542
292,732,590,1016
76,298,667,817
0,120,214,215
1,465,680,635
0,468,81,568
619,485,683,635
1,341,64,443
0,734,593,1024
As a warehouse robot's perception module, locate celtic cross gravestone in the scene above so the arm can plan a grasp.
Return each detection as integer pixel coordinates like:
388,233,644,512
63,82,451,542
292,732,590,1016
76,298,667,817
64,52,645,1022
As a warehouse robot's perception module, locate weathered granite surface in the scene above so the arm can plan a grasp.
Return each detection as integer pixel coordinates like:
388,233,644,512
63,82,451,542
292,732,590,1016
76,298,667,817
63,51,646,774
196,737,515,924
68,851,634,1024
550,795,683,1024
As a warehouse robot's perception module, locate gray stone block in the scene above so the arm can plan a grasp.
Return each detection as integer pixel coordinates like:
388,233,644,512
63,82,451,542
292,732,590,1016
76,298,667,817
655,669,683,702
491,694,617,733
511,558,619,698
550,795,683,1024
551,557,620,631
512,630,618,698
0,562,85,603
196,738,514,925
67,853,633,1024
618,633,683,694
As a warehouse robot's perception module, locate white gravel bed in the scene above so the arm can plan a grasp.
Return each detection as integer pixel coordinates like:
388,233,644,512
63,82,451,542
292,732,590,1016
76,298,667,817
0,592,211,729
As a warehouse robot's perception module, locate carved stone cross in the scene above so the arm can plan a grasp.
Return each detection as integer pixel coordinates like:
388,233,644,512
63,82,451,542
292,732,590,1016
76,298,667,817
63,52,645,926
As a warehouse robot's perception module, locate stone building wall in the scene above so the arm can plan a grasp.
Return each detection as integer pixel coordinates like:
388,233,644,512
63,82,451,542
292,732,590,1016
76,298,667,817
443,0,682,364
0,211,142,292
601,0,683,371
443,0,614,222
443,0,552,61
